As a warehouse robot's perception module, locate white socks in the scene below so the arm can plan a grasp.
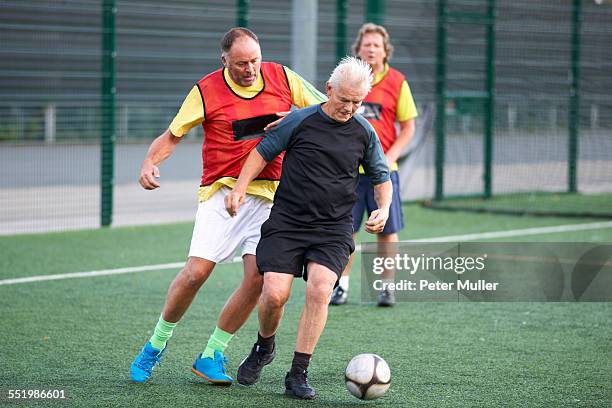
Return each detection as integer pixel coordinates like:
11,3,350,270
339,276,350,291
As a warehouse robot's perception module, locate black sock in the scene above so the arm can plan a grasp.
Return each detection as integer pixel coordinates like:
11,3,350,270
257,332,275,352
291,351,312,374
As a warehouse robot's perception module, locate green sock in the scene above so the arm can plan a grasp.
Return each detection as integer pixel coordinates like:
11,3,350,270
203,326,234,358
149,315,178,351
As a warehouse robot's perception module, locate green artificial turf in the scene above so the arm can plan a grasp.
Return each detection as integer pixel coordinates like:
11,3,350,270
0,205,610,407
425,192,612,219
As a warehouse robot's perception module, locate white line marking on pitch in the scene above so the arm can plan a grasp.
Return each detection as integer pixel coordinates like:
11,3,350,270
0,262,185,286
412,220,612,242
1,221,611,286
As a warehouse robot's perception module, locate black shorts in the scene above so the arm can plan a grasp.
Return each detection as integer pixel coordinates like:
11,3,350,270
256,218,355,282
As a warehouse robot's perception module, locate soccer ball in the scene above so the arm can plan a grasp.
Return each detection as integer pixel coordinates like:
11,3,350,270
345,353,391,400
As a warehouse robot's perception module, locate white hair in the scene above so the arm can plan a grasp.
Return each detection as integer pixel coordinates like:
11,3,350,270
328,56,373,94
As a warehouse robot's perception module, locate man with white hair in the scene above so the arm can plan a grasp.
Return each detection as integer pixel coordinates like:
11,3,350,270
129,27,326,385
224,57,392,399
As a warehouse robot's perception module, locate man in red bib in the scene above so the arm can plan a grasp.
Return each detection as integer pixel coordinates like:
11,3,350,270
130,27,326,385
330,23,418,307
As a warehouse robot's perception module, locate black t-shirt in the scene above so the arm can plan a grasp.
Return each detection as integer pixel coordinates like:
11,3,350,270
256,104,389,229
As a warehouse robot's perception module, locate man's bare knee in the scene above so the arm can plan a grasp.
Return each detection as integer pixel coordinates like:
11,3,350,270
306,280,335,304
180,258,213,290
262,286,289,310
244,269,263,289
241,255,263,290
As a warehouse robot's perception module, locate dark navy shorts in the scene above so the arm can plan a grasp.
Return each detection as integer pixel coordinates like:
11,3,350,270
352,171,404,235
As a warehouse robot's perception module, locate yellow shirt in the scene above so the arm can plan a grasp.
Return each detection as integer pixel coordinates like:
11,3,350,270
361,63,418,173
372,63,418,123
168,66,327,202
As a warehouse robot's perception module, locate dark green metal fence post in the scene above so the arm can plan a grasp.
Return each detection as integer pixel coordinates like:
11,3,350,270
568,0,581,193
435,0,447,201
237,0,249,27
336,0,348,63
101,0,116,227
365,0,385,24
483,0,496,198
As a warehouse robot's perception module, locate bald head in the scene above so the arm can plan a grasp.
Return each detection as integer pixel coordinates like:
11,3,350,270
221,27,259,53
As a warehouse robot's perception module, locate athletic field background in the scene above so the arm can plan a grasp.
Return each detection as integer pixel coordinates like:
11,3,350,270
1,204,610,407
1,1,611,406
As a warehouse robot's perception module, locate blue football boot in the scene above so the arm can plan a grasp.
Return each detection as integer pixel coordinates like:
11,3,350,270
130,342,166,383
192,350,233,385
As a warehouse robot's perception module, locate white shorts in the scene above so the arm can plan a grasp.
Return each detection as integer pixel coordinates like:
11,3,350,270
188,187,272,263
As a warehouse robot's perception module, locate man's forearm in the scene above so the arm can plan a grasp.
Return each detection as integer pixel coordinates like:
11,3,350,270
373,180,393,210
144,129,181,165
234,149,269,193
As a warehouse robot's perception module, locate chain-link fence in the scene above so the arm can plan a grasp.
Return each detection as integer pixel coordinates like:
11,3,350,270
1,0,611,234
